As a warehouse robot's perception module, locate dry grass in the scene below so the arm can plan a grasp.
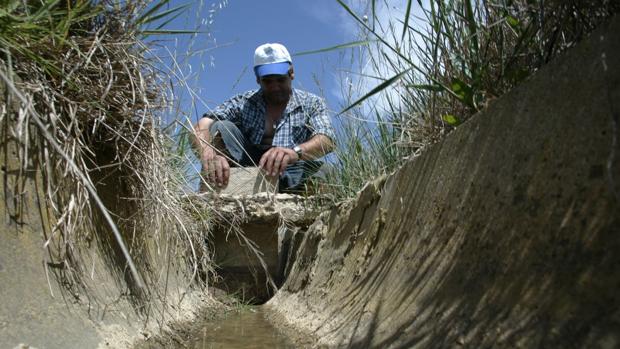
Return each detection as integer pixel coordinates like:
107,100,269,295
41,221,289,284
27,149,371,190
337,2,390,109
1,0,215,318
322,0,619,202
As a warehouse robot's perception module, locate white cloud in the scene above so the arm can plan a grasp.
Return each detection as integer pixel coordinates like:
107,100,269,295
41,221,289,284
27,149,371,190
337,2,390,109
333,0,430,119
300,1,360,40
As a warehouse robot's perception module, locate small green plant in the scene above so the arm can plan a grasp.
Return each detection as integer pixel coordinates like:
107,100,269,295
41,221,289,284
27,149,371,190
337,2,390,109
226,292,258,313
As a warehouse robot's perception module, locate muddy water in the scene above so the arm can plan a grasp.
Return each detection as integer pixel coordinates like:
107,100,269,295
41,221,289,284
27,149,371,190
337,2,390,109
188,307,297,349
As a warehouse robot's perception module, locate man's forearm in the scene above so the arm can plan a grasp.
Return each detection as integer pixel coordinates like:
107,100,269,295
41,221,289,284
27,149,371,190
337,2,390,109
298,134,335,160
192,117,230,187
192,117,216,158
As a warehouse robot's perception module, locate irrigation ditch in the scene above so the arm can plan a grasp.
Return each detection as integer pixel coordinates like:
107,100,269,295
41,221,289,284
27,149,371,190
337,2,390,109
1,13,619,349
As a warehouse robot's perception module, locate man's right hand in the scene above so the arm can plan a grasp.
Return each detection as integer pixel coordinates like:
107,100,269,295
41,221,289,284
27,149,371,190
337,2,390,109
201,149,230,188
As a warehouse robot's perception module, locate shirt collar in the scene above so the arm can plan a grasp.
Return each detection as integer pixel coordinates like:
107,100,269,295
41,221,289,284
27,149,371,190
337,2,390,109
251,89,266,112
254,88,303,115
286,88,303,114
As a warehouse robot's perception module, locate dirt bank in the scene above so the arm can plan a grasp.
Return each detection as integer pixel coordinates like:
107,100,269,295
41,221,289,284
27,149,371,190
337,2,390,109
266,16,620,348
0,97,215,349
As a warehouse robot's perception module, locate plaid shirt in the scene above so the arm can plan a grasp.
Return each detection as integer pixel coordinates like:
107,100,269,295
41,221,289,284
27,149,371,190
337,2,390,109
203,89,335,148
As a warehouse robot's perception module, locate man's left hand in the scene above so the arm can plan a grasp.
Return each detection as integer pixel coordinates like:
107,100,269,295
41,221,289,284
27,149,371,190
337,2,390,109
259,147,299,177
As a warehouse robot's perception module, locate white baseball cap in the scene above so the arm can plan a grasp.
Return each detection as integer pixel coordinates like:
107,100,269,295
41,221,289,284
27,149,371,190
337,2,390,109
253,43,292,77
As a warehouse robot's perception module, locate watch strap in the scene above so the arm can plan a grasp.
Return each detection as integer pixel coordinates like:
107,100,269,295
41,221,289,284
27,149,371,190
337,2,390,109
293,145,302,159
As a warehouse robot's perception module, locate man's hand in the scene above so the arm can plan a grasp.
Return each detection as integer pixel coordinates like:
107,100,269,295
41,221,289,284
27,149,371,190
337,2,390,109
201,148,230,187
193,117,230,188
259,147,299,177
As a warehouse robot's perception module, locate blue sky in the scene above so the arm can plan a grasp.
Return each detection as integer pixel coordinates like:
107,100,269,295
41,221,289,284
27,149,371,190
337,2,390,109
155,0,364,126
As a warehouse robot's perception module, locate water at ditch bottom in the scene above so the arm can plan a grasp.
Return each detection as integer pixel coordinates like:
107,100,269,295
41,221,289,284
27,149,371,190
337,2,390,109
188,307,297,349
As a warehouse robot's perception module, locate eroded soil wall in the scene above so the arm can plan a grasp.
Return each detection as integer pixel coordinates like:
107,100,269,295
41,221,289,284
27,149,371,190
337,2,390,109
0,95,210,349
267,17,620,348
0,130,113,347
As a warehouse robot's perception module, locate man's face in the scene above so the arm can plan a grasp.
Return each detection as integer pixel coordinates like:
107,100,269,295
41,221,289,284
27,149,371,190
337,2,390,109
258,70,294,105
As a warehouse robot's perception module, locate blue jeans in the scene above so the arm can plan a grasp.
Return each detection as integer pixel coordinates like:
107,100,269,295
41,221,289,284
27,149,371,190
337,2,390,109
209,120,322,192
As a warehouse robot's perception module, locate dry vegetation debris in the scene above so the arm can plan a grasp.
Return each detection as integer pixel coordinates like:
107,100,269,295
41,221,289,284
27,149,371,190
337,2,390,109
1,0,214,318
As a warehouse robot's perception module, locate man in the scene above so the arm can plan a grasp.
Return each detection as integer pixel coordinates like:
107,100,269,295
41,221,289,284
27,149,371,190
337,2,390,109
193,43,335,192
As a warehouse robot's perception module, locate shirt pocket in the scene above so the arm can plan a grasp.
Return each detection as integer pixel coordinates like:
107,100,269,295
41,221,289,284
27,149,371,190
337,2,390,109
291,125,309,145
288,111,309,145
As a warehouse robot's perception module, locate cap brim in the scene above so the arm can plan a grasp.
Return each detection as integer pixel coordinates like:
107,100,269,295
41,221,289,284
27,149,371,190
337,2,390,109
254,62,290,77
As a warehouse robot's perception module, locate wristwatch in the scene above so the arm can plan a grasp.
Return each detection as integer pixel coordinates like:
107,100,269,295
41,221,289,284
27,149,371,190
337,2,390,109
293,145,303,160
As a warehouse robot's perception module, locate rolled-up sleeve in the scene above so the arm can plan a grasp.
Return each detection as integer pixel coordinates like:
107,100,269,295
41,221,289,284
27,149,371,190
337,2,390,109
308,97,336,142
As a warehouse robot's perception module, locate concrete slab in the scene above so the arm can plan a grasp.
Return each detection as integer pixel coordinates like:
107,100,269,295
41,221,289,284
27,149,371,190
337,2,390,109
200,167,278,195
